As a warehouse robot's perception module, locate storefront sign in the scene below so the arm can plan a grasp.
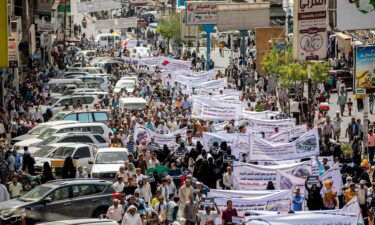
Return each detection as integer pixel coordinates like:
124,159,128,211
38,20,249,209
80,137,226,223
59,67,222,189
186,2,218,25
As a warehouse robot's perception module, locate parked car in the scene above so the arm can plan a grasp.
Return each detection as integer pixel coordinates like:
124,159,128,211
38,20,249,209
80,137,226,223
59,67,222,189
50,109,112,124
37,122,112,140
37,218,118,225
13,132,109,153
114,80,136,94
119,97,147,111
44,95,100,114
33,143,96,174
66,67,105,74
75,75,110,91
0,179,114,223
90,148,128,179
10,121,78,145
329,69,353,92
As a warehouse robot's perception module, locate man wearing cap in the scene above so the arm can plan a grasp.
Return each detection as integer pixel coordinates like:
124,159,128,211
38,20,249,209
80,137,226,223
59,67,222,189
106,199,124,224
121,205,142,225
196,198,221,225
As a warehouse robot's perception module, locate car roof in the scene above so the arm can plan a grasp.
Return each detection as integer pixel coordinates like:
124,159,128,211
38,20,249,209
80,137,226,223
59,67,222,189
37,219,117,225
47,143,91,148
58,109,110,114
45,179,113,187
36,121,79,126
119,97,147,103
97,147,128,153
50,122,107,129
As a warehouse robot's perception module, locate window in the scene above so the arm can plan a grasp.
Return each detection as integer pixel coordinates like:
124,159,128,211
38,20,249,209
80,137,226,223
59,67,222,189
91,126,104,134
58,136,81,143
76,136,94,143
74,147,91,158
100,36,107,41
50,147,75,159
94,135,107,144
93,112,108,122
48,186,71,201
72,97,85,105
83,97,94,104
78,113,93,122
93,185,106,194
72,185,92,198
63,114,77,121
58,98,72,106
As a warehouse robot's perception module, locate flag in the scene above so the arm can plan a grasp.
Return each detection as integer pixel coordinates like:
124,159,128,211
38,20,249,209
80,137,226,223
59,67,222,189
161,59,170,66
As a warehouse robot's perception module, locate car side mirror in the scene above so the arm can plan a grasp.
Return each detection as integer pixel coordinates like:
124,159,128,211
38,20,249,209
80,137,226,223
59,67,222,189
88,160,93,164
43,197,52,205
73,156,80,160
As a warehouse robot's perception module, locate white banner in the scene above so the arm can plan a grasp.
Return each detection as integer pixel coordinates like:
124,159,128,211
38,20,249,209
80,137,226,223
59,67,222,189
202,132,249,152
320,163,343,194
242,117,295,132
159,57,191,71
77,0,122,13
276,170,306,194
192,96,242,121
241,110,280,120
337,1,375,31
245,211,358,225
95,17,137,30
134,124,187,149
249,128,319,161
208,189,292,215
233,161,312,190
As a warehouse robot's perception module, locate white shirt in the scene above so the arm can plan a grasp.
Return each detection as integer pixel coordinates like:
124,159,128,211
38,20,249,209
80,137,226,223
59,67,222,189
0,184,10,202
223,172,233,189
198,210,219,225
113,182,125,193
121,212,142,225
358,187,368,205
106,205,124,222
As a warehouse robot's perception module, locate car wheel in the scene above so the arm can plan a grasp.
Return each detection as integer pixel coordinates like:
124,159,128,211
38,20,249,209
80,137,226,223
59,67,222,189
92,206,108,219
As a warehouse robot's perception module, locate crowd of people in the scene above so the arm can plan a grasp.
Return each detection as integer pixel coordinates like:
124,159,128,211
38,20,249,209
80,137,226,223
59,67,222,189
0,24,374,225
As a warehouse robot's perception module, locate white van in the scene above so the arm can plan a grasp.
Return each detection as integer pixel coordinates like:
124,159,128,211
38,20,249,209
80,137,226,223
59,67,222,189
48,79,82,90
10,121,79,145
95,33,121,48
75,74,110,91
38,122,112,140
45,95,100,113
119,97,147,111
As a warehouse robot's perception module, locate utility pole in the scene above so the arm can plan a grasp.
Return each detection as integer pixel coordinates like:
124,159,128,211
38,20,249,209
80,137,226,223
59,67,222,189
63,0,67,45
363,30,370,159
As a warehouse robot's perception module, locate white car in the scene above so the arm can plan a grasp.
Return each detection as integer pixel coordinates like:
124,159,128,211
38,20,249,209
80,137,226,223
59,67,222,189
75,75,110,91
114,80,136,94
10,121,78,145
44,95,100,113
90,148,128,179
33,143,96,174
13,132,109,153
37,122,112,140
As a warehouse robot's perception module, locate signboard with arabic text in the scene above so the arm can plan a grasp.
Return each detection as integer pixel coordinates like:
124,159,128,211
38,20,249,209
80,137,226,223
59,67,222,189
293,0,328,61
355,45,375,92
186,2,218,25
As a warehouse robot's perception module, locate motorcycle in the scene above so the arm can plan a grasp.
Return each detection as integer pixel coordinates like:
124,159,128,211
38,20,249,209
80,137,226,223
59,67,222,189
15,170,41,191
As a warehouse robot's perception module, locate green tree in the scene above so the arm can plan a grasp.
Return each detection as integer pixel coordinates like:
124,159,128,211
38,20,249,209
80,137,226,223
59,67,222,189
310,61,330,85
262,46,294,76
156,14,182,50
279,62,307,86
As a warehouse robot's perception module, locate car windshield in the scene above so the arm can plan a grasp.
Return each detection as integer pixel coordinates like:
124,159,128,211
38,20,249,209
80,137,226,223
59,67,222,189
50,147,75,159
51,86,66,94
29,124,49,135
48,97,60,105
36,136,58,147
38,128,57,140
95,151,128,164
33,146,56,157
50,113,65,121
117,82,134,89
20,185,52,202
